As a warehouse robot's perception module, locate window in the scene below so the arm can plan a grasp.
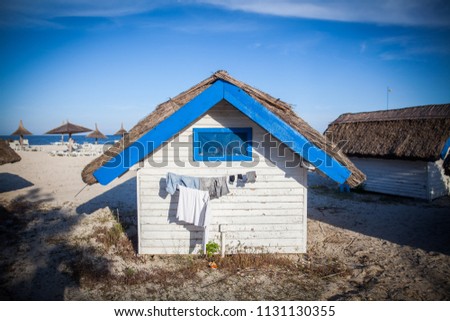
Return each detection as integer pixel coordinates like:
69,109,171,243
193,127,252,161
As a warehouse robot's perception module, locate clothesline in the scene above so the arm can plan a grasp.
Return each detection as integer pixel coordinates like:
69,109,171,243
165,171,257,196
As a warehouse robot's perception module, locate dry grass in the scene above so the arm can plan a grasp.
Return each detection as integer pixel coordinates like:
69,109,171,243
72,254,205,289
94,223,124,250
215,253,294,273
69,205,351,294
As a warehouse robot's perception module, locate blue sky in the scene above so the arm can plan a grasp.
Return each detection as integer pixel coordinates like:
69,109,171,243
1,0,449,135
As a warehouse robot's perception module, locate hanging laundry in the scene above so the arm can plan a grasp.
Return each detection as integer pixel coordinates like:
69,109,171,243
176,185,211,252
176,185,210,227
246,171,257,183
236,173,247,187
166,172,200,195
199,176,230,199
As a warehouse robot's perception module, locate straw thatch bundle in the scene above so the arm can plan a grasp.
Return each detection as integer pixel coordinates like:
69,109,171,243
325,104,450,161
12,120,32,137
82,70,365,187
87,123,107,140
0,140,21,165
114,123,127,136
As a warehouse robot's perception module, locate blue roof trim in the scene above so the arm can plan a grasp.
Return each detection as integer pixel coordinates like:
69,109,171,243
441,137,450,159
222,81,351,184
93,79,352,185
93,80,224,185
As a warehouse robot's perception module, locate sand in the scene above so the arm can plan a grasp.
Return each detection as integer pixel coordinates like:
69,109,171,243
0,145,137,211
0,147,449,300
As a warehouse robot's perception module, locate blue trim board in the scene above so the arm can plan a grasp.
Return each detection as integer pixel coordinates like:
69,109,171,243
93,81,224,185
93,79,351,185
222,82,351,184
441,137,450,159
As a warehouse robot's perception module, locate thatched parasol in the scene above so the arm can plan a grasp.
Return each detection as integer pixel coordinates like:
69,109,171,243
114,122,128,136
46,121,92,152
87,123,107,144
46,121,92,140
0,140,21,165
11,120,32,146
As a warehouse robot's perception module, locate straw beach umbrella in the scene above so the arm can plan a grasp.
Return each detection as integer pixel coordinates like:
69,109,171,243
11,120,32,147
46,121,92,139
87,123,107,144
114,122,127,136
0,140,21,165
46,121,92,152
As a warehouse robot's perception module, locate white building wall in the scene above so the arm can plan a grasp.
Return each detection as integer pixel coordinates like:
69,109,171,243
427,160,450,200
350,157,447,200
137,100,307,255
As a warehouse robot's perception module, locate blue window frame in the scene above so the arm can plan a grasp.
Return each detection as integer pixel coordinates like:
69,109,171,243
193,127,252,161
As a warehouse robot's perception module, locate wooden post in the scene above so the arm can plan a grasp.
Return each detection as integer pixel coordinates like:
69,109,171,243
220,225,225,258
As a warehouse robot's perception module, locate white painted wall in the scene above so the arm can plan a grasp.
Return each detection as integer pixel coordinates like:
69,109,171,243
427,160,450,200
137,100,307,255
350,157,449,200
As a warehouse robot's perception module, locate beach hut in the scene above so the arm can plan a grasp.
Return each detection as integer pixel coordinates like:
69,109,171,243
0,140,21,165
325,104,450,200
82,71,365,255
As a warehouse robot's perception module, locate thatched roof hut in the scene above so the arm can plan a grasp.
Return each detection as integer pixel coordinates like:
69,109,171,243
325,104,450,161
325,104,450,200
82,70,365,187
0,140,21,165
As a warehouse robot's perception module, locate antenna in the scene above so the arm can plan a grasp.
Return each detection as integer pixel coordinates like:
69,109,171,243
386,86,392,110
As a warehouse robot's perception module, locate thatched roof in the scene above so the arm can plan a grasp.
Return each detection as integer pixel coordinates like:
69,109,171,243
0,140,21,165
46,121,92,135
325,104,450,161
87,123,107,140
12,120,32,136
114,123,127,136
82,70,365,187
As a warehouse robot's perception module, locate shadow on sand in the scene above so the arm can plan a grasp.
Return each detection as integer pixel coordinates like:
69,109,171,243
0,173,34,193
308,180,450,255
0,188,72,300
76,176,138,252
76,177,137,215
0,188,121,300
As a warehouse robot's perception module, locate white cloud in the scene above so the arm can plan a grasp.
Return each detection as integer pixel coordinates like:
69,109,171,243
198,0,450,27
2,0,449,28
1,0,165,18
360,42,367,54
372,35,450,61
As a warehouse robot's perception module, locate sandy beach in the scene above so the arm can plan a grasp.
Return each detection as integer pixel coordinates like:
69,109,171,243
0,145,137,212
0,147,449,300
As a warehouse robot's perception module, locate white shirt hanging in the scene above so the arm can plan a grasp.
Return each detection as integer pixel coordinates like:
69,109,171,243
176,185,211,228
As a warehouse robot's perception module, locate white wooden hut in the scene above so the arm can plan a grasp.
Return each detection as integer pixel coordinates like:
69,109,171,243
325,104,450,200
82,71,365,255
